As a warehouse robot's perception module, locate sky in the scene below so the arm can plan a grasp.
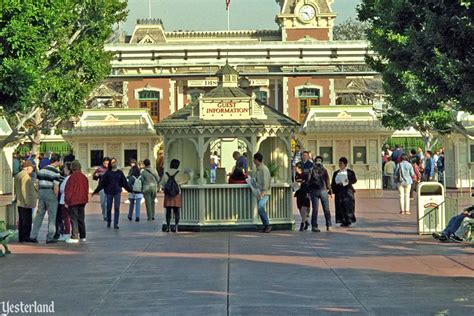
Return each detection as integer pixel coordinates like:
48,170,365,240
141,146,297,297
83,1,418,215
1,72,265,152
122,0,361,34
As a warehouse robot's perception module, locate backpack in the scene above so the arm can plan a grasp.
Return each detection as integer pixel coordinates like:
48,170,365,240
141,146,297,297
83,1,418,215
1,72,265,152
164,171,180,197
308,166,325,190
130,175,143,193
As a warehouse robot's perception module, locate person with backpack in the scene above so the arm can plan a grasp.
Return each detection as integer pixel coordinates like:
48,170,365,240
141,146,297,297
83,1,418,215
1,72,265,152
307,156,332,232
160,159,187,232
331,157,357,227
127,165,144,222
141,159,160,221
394,154,415,215
92,158,132,229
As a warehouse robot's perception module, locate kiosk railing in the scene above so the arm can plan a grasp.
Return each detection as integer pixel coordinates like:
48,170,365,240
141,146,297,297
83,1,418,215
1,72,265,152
181,184,293,227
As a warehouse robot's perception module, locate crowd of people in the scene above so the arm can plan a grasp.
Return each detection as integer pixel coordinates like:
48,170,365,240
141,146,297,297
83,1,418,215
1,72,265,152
13,152,88,244
382,145,445,215
291,146,358,232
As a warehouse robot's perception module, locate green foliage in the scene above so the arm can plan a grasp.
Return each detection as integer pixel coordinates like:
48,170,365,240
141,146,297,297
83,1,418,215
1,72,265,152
358,0,474,134
0,0,127,141
266,162,279,178
333,18,369,41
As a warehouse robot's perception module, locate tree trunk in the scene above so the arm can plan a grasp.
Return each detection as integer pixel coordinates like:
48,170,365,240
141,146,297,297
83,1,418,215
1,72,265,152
31,111,43,154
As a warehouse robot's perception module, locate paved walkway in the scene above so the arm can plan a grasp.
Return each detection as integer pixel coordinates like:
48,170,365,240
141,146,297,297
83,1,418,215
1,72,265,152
1,191,473,315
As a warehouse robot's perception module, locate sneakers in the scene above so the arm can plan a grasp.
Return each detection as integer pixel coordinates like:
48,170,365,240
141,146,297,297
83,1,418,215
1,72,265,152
135,217,140,222
58,234,70,242
46,239,57,244
304,221,309,231
299,223,305,232
26,238,38,244
80,238,87,242
405,211,411,215
66,238,79,244
311,227,321,232
263,225,272,233
165,226,170,233
449,235,463,243
127,216,132,221
114,225,119,230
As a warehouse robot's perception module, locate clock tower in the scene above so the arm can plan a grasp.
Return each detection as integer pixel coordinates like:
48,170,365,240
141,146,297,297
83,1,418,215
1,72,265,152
276,0,337,41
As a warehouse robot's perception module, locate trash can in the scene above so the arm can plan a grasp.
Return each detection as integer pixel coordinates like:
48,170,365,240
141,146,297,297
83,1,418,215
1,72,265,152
417,182,445,235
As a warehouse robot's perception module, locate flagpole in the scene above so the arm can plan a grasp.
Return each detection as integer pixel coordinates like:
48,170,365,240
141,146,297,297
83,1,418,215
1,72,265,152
148,0,152,19
227,5,230,32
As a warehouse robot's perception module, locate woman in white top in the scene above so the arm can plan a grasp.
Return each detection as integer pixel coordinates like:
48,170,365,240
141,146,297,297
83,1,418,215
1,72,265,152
58,162,72,241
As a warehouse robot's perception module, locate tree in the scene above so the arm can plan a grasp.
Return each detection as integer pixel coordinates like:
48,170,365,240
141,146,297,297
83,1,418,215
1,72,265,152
333,18,368,41
358,0,474,148
0,0,128,148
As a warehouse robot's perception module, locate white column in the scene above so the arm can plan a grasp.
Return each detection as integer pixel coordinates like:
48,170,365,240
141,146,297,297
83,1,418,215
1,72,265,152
273,79,279,110
177,81,184,110
169,80,175,114
282,77,289,115
329,79,336,106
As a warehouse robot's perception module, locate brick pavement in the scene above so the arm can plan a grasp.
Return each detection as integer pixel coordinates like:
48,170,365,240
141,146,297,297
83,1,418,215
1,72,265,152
0,191,473,315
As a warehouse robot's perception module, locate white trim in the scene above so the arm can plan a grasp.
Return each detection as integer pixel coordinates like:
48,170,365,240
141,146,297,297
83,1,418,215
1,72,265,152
329,79,335,106
169,80,175,114
282,77,289,115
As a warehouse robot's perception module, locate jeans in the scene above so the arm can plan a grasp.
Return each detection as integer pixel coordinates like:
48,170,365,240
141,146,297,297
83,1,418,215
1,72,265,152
106,192,121,225
30,189,58,241
17,207,32,242
443,214,465,236
68,204,86,239
310,189,331,228
398,184,411,213
143,186,157,220
210,168,216,183
257,195,270,226
128,197,142,219
99,189,107,219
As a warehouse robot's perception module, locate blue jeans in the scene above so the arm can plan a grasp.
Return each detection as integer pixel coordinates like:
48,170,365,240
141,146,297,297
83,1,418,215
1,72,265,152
106,193,121,225
257,195,270,226
99,189,107,219
128,197,142,219
310,189,332,228
210,168,216,183
443,214,465,236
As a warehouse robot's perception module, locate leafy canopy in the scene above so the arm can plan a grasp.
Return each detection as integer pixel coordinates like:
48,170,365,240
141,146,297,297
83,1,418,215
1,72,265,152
358,0,474,134
0,0,127,139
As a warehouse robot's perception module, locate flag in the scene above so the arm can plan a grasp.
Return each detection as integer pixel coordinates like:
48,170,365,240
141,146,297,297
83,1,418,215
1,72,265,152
226,0,230,11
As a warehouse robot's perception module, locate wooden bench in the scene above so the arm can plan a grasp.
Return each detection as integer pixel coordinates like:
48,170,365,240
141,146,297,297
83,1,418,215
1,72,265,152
0,220,15,257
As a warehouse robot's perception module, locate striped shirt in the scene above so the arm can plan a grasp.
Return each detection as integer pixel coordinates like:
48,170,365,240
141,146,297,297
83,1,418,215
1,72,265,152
37,165,61,189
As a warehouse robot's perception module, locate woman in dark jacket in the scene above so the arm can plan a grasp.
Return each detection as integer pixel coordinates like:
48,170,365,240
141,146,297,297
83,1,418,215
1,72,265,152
294,162,310,231
331,157,357,227
93,158,132,229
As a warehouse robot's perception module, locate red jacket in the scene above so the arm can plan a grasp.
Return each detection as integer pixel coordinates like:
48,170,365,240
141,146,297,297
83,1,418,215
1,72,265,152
65,171,89,207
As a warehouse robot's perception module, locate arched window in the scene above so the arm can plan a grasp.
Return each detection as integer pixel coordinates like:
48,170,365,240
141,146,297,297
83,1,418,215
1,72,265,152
137,89,161,122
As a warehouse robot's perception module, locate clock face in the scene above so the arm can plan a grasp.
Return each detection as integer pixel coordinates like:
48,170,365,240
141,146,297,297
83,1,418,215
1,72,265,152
299,4,316,22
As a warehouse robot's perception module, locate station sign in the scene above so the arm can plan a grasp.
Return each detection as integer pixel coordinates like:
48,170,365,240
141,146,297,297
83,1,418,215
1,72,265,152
188,78,218,87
